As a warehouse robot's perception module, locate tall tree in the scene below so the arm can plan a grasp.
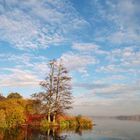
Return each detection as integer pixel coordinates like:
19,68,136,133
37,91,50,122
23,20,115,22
32,59,73,123
32,60,56,122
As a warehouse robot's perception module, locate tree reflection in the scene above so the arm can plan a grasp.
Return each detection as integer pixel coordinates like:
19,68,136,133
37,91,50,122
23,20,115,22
0,126,93,140
75,126,82,136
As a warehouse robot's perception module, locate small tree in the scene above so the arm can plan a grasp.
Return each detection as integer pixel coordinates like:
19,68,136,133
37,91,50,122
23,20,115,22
32,59,73,123
7,93,22,99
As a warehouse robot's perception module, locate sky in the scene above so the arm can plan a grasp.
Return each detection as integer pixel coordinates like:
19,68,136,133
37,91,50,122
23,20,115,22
0,0,140,116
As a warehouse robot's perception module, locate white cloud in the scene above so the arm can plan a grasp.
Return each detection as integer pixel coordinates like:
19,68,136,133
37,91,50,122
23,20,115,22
0,53,48,68
74,81,140,97
71,81,140,116
72,43,99,51
61,52,98,74
0,11,46,49
97,64,140,74
96,46,140,75
92,84,140,97
108,30,140,44
0,53,49,84
110,0,140,44
0,0,87,50
0,68,40,87
72,42,109,56
92,0,140,44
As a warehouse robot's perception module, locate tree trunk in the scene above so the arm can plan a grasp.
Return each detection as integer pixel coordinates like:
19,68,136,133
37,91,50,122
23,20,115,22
53,113,56,123
47,129,50,138
48,111,51,123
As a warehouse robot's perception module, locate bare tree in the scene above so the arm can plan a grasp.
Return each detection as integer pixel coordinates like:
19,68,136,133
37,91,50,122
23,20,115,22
32,60,56,122
52,60,72,122
32,59,73,123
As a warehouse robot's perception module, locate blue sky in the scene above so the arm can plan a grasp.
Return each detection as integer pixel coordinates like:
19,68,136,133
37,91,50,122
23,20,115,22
0,0,140,116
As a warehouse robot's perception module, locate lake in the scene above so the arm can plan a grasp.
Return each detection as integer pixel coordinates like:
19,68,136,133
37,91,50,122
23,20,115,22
0,118,140,140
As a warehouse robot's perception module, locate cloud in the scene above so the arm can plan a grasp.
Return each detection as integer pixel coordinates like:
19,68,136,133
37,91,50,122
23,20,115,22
60,52,98,74
71,43,110,59
93,84,140,97
0,10,46,49
71,81,140,116
74,82,108,90
72,43,99,51
109,0,140,44
96,46,140,75
0,53,50,88
107,30,140,44
73,78,140,107
75,81,140,100
0,68,40,87
90,0,140,44
0,0,88,50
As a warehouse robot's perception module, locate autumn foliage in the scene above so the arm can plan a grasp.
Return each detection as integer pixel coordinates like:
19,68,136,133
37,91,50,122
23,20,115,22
0,93,93,129
0,93,37,128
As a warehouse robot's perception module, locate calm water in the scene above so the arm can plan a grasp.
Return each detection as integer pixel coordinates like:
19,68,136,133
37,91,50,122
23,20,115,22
0,118,140,140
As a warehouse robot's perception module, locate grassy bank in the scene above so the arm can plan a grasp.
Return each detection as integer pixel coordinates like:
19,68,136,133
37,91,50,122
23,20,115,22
38,115,93,130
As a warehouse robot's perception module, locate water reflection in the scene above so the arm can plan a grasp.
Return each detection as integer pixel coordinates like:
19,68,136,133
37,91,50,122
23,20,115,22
0,126,92,140
2,119,140,140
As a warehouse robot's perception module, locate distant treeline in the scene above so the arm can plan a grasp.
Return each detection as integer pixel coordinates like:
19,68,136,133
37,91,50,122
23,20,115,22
116,115,140,121
91,115,140,121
